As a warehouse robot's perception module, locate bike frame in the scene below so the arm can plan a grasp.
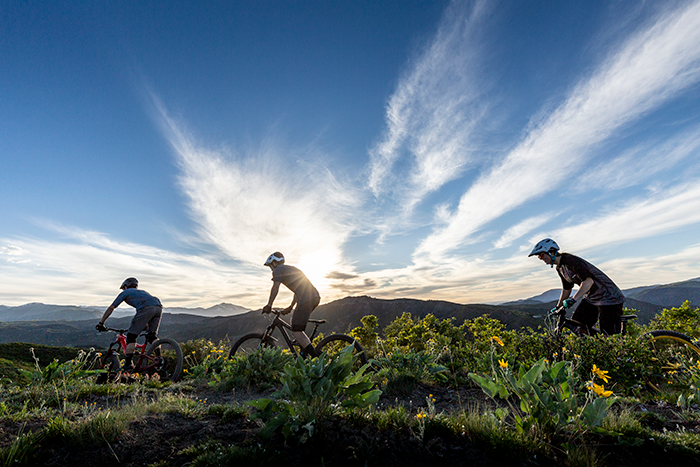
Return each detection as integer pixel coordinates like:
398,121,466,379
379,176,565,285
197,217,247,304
547,307,636,336
104,328,158,373
261,311,325,355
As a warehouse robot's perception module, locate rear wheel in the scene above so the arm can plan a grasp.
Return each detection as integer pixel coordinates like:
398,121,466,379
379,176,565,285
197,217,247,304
315,334,368,366
644,330,700,391
228,333,277,358
143,338,183,382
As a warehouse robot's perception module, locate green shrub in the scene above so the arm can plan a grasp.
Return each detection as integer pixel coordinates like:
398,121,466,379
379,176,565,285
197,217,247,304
647,301,700,338
247,344,381,442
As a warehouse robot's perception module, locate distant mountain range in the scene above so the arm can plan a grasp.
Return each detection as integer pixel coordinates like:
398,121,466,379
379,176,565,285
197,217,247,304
503,277,700,308
0,302,249,322
0,277,697,349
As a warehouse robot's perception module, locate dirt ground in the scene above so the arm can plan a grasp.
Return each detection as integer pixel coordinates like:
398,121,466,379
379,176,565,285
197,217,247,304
2,384,700,467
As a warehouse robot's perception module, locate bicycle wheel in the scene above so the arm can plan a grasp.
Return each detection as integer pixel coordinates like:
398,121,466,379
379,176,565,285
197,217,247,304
95,350,120,384
644,330,700,391
228,333,277,358
143,338,183,382
315,334,368,366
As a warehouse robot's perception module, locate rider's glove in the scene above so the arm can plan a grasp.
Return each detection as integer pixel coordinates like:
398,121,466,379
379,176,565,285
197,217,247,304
95,323,107,332
262,305,272,314
563,298,577,309
281,305,293,315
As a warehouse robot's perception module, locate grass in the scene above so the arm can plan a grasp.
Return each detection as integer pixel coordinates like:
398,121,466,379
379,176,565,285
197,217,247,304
1,310,700,467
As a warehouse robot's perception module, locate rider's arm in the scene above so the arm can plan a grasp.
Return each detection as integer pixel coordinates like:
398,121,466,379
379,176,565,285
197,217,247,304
99,305,116,325
557,288,572,308
572,277,594,301
266,281,281,308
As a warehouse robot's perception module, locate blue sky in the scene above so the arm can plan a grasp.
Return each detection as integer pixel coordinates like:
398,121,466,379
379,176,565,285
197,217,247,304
2,0,700,309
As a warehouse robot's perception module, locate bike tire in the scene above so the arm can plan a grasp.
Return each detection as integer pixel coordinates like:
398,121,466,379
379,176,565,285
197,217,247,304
95,350,120,384
144,338,183,382
228,333,277,358
315,334,368,366
644,330,700,391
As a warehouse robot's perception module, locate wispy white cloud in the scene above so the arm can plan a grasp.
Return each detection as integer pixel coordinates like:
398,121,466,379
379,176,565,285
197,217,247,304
550,179,700,252
149,94,363,291
577,125,700,191
0,229,263,307
368,0,491,214
416,0,700,263
493,213,556,250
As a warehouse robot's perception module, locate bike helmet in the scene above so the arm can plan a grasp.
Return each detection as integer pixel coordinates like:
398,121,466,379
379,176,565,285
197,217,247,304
120,277,139,290
529,239,560,267
264,252,285,266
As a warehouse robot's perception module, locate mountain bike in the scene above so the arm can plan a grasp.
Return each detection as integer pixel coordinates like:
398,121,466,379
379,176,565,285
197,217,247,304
228,309,368,365
546,305,700,390
95,327,184,383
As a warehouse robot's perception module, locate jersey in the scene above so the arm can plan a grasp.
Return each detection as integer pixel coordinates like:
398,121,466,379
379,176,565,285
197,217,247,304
271,264,320,305
110,288,162,312
556,253,624,306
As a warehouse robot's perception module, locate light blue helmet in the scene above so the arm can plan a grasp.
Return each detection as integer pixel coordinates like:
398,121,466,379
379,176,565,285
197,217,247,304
528,238,559,257
529,239,560,268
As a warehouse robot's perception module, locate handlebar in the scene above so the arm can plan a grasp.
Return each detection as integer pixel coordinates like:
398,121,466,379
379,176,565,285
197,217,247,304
97,327,129,334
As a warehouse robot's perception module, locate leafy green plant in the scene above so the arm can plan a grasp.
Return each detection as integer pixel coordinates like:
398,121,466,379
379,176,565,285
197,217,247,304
247,344,381,442
348,314,380,357
22,348,103,385
373,349,448,395
647,301,700,338
470,358,616,436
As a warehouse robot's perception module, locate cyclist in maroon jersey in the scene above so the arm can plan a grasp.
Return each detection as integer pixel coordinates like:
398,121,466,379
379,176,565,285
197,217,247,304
529,239,625,335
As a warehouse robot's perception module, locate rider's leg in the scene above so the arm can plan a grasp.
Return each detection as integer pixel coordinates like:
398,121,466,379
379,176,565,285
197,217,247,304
124,333,139,370
598,303,623,335
291,297,320,357
124,306,162,370
571,300,598,335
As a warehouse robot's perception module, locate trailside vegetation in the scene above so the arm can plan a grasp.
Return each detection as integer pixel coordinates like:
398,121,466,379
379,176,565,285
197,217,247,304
0,302,699,466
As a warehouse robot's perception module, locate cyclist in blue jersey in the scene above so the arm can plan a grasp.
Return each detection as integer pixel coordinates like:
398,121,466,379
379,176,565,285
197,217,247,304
529,239,625,335
96,277,163,372
262,252,321,358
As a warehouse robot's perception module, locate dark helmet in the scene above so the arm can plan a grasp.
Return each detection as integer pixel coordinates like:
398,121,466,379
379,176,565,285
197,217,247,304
120,277,139,290
264,252,285,266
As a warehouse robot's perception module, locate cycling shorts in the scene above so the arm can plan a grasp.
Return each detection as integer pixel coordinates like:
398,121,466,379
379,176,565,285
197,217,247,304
128,305,163,336
571,300,623,335
291,296,321,332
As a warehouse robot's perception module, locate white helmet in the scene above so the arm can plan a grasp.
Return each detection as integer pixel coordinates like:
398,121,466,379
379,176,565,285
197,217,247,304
528,238,559,257
264,252,285,266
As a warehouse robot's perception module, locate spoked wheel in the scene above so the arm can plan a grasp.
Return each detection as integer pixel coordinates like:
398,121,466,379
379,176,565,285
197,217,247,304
315,334,368,367
228,333,277,358
95,350,121,384
143,338,184,382
644,330,700,391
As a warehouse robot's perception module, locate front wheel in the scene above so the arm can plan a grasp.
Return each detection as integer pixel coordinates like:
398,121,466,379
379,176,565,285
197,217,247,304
143,338,183,382
644,330,700,391
95,350,121,384
315,334,368,366
228,333,277,358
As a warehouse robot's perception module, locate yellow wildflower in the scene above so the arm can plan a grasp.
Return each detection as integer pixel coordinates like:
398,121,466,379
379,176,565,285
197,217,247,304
491,336,505,347
416,411,426,419
498,359,508,369
591,364,610,383
588,382,613,397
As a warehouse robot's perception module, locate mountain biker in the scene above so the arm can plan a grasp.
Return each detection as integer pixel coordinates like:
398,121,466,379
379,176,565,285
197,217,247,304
262,252,321,357
96,277,163,372
529,239,625,335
